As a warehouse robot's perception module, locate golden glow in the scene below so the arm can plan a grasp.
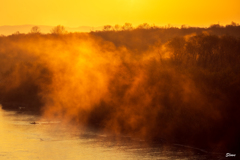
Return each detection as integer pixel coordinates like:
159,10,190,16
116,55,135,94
0,0,239,27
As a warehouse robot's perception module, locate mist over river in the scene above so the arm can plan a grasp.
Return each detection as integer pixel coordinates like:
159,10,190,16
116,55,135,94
0,106,231,160
1,27,240,159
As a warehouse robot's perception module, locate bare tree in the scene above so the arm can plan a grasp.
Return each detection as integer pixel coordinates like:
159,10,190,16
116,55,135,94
181,24,187,29
231,21,238,26
50,25,67,34
114,24,121,31
13,31,20,35
122,23,133,30
103,25,112,31
137,23,150,29
30,26,41,34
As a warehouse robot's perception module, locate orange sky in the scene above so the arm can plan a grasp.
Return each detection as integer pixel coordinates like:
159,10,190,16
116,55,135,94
1,0,240,27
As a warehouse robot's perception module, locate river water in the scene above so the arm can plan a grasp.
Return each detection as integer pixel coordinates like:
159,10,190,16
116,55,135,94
0,106,227,160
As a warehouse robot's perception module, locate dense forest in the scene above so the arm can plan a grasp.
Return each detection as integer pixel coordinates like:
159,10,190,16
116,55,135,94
0,23,240,153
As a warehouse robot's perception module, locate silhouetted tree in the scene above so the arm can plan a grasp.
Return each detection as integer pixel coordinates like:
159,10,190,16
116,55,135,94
137,23,150,29
103,25,112,31
167,37,186,64
209,24,222,29
230,21,238,26
30,26,41,34
181,25,187,29
13,31,20,35
50,25,67,34
114,24,121,31
122,23,133,30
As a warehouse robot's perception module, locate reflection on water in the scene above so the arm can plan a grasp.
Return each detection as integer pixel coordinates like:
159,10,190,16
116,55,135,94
0,106,226,160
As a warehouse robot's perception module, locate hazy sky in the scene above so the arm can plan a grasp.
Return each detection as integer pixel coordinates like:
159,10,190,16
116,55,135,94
1,0,240,27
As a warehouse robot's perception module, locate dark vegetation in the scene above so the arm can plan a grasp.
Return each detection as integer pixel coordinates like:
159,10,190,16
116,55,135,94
0,23,240,153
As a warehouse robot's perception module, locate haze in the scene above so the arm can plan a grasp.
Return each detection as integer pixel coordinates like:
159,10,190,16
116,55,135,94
1,0,240,27
1,0,240,156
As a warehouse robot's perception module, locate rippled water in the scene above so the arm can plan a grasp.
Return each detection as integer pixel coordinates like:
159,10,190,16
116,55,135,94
0,107,227,160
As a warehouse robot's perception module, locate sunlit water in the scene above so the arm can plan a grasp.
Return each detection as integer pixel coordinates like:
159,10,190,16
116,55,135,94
0,107,227,160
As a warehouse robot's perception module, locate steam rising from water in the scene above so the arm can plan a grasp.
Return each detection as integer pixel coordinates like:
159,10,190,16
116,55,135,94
0,33,239,153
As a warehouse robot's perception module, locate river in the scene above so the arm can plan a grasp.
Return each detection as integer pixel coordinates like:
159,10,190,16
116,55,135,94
0,106,228,160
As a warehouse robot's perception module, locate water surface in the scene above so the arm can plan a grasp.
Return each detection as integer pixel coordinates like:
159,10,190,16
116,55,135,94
0,107,227,160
